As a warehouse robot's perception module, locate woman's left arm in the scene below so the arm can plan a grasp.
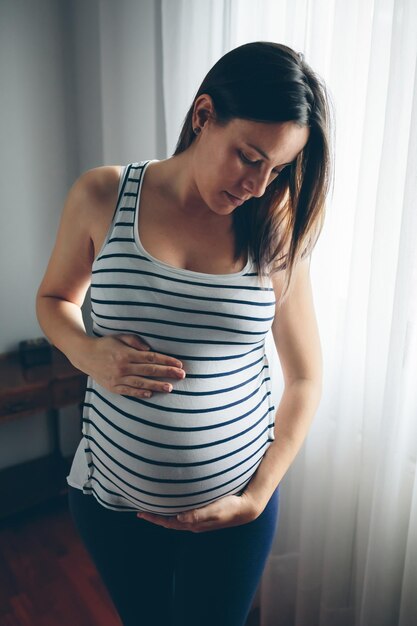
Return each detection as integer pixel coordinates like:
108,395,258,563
242,255,323,514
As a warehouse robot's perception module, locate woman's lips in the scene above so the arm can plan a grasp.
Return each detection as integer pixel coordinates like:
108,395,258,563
224,191,245,206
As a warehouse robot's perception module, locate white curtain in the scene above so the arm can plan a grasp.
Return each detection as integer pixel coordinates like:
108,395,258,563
161,1,417,625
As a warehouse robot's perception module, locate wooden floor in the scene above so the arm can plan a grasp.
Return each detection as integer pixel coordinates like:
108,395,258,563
0,493,121,625
0,493,260,625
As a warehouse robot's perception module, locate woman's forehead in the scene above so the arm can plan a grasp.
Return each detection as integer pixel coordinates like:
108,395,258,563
226,118,310,160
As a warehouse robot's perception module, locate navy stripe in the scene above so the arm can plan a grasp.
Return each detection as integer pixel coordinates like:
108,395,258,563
91,310,274,332
90,283,275,305
87,441,269,491
91,298,274,320
82,380,272,419
92,266,270,289
84,470,259,513
86,416,274,468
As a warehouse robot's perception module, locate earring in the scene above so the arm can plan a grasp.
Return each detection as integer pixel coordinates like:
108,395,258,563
193,127,201,135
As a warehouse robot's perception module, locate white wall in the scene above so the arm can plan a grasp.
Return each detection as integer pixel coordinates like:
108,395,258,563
0,0,164,468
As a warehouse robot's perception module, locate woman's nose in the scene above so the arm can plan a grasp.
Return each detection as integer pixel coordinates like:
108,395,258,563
243,171,270,198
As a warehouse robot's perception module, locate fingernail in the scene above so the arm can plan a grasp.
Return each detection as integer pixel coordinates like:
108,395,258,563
163,384,172,392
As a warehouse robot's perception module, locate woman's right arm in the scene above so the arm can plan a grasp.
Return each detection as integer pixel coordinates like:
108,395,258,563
35,167,106,372
35,167,185,398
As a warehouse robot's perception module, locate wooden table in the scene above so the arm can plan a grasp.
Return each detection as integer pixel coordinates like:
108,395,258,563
0,347,87,520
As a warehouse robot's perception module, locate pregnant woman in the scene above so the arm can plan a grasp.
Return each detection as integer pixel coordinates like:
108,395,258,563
36,42,331,626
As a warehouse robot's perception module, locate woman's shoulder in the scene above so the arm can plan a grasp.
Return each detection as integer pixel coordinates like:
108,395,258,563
68,164,125,230
63,165,126,258
76,164,124,206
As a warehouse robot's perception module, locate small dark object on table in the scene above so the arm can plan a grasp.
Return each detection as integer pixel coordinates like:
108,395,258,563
19,337,52,368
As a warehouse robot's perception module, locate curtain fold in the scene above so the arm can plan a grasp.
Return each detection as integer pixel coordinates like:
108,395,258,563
160,1,417,624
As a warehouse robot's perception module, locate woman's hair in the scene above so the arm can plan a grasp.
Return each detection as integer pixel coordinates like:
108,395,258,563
172,41,335,307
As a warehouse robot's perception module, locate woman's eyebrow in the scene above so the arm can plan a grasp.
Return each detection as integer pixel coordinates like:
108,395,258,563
245,142,292,167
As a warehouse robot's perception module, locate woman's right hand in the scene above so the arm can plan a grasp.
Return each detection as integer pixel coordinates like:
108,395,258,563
79,334,186,398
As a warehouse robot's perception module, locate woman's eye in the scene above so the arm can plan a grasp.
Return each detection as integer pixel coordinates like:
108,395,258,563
239,151,257,165
239,151,282,176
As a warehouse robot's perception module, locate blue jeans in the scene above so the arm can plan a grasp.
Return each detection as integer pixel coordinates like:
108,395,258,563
67,484,280,626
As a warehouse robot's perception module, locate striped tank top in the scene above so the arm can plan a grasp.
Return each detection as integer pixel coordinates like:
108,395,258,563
66,160,277,515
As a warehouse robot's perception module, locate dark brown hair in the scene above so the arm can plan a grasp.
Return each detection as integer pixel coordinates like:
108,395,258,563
173,41,334,306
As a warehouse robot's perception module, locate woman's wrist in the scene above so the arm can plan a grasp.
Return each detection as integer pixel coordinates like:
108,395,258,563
66,334,96,374
240,490,264,519
36,295,96,374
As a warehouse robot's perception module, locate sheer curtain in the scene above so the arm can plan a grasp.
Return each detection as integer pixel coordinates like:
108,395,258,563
161,1,417,625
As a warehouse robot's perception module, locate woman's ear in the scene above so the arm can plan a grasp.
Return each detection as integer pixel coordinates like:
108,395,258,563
192,93,216,130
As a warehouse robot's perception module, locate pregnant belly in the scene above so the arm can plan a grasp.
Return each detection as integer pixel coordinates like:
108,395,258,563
81,367,275,515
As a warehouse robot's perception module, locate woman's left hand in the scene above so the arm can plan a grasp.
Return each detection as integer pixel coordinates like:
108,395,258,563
136,492,260,532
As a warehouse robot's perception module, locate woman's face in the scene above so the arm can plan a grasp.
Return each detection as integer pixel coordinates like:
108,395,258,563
191,106,310,216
